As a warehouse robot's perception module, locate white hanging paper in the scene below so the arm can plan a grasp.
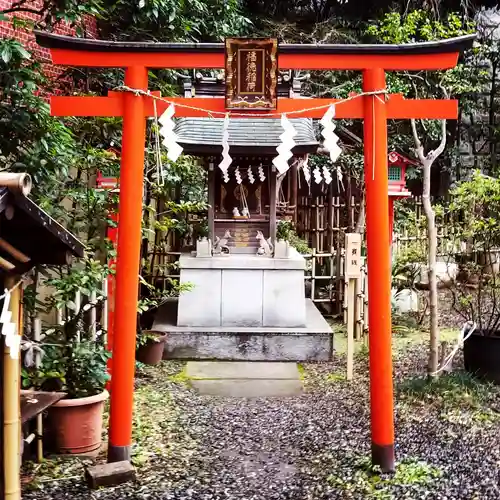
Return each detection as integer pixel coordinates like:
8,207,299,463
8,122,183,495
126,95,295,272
336,165,344,191
272,114,297,175
320,105,342,164
247,166,255,184
0,290,10,323
235,166,242,184
258,163,266,182
1,312,12,334
9,335,21,360
4,322,16,346
313,166,323,184
158,104,183,162
302,157,311,185
219,114,232,174
322,165,332,185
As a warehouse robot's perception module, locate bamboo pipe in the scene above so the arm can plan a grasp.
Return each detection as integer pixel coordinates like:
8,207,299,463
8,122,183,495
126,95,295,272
3,276,22,500
0,173,32,197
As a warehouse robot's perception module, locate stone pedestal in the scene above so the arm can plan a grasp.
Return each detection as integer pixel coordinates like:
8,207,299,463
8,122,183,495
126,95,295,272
177,249,306,328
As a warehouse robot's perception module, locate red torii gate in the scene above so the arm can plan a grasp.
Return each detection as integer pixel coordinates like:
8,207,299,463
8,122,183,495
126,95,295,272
35,31,474,472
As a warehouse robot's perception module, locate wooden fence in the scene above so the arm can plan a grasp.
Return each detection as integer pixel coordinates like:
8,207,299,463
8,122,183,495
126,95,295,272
142,192,454,325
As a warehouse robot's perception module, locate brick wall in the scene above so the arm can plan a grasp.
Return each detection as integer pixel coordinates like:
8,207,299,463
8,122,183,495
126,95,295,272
0,0,97,79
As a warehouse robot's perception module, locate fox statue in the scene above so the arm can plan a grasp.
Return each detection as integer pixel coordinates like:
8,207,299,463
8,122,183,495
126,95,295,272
213,229,232,255
256,230,273,256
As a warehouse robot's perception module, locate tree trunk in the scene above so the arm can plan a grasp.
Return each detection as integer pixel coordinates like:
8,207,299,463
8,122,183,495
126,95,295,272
411,118,447,378
422,159,439,376
355,191,365,233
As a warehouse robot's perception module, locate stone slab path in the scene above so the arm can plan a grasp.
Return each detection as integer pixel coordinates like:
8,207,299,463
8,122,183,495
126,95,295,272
186,361,303,397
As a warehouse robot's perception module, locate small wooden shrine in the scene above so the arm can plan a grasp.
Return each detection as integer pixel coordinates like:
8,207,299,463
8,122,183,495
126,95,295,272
176,75,318,253
165,72,332,349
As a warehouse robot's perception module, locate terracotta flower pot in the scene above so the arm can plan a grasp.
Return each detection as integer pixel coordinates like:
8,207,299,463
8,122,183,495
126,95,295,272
136,333,167,365
46,390,108,455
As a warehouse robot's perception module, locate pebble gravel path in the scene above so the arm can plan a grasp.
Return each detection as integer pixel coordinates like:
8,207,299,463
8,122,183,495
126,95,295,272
23,340,500,500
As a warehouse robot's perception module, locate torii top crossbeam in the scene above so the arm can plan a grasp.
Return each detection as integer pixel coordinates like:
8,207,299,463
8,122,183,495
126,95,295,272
35,31,475,475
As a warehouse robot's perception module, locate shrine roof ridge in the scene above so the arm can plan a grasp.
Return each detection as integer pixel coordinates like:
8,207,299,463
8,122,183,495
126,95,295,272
35,31,476,56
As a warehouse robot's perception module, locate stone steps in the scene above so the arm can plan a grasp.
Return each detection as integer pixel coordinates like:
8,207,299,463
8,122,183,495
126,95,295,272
152,299,333,362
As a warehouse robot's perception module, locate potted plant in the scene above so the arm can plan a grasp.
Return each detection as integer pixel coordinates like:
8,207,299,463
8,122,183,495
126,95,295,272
21,260,111,454
22,317,110,455
446,171,500,383
276,220,311,257
135,330,167,365
135,276,193,364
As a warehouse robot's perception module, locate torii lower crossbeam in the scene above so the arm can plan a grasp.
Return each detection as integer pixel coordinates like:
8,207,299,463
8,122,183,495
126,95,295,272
36,31,474,473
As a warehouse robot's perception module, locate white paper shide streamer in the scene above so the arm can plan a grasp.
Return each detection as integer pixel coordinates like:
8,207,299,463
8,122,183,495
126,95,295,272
320,105,342,163
320,104,343,186
272,114,297,175
235,166,242,184
313,166,322,184
247,166,255,184
258,163,266,182
322,165,332,185
219,114,232,181
158,104,183,162
0,290,20,359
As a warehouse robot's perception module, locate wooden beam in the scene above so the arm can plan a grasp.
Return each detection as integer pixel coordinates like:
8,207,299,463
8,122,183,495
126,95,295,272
51,94,459,120
48,49,459,71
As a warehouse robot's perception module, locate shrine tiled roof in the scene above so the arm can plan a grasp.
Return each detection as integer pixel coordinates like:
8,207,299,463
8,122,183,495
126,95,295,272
174,117,318,155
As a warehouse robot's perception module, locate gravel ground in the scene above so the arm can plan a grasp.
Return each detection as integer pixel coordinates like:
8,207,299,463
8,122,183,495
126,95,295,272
22,339,500,500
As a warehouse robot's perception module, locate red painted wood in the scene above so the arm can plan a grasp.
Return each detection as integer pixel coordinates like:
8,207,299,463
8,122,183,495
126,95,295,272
108,66,148,456
51,94,459,120
363,68,394,472
49,48,459,71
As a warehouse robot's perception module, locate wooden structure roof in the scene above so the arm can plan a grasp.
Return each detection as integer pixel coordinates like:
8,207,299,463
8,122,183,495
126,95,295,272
0,186,84,274
35,32,475,57
175,117,318,155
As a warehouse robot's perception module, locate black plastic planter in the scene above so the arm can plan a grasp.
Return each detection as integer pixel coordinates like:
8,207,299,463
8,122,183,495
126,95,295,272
463,330,500,384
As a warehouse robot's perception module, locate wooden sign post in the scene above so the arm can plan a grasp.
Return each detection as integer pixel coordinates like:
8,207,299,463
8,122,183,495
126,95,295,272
345,233,362,380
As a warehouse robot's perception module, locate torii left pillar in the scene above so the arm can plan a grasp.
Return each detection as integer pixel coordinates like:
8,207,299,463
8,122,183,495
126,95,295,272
107,66,148,461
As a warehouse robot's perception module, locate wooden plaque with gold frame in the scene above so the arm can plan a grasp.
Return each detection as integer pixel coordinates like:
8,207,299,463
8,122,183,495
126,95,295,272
225,38,278,110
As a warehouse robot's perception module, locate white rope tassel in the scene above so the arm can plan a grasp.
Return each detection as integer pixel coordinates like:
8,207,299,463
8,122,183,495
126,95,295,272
158,104,183,162
219,113,232,176
272,114,297,175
